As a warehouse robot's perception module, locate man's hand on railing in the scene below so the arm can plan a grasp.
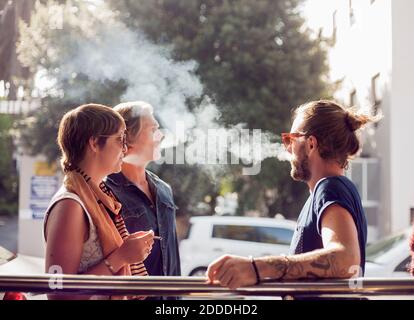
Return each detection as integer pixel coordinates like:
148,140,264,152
206,255,258,290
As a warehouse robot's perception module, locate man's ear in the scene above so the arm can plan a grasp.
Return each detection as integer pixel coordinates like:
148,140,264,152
88,136,100,153
307,136,318,153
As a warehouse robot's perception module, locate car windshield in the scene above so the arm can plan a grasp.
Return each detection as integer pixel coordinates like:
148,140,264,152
366,232,407,263
0,246,17,267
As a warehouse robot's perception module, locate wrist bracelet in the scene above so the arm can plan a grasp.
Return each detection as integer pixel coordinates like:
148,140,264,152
104,258,117,275
249,256,261,285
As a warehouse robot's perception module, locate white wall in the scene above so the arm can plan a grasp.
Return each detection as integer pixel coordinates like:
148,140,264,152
390,0,414,233
18,154,62,258
303,0,414,236
325,0,393,237
324,0,414,235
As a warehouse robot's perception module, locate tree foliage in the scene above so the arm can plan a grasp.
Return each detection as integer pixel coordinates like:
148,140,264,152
17,0,332,218
16,0,129,160
109,0,332,218
0,115,18,215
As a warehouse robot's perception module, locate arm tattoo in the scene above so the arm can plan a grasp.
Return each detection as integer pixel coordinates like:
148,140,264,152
265,251,352,280
263,257,289,280
305,253,349,279
310,258,331,271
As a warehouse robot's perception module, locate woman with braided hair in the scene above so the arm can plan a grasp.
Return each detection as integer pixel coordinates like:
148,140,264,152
44,104,154,300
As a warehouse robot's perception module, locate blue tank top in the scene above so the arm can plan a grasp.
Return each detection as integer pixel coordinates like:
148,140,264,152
289,176,368,274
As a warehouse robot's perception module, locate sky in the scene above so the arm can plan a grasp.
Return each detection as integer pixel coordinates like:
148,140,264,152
301,0,341,34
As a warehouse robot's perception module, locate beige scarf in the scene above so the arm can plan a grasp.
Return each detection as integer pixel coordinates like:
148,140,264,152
64,169,130,275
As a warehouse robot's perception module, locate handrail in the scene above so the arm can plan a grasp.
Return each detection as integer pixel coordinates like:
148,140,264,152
1,275,414,298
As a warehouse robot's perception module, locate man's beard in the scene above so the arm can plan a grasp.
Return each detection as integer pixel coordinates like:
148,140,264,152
290,145,311,182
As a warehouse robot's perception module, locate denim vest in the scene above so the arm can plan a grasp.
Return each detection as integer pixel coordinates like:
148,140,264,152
106,171,181,277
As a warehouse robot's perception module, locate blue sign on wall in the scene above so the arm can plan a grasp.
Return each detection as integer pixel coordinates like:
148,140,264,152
30,176,59,220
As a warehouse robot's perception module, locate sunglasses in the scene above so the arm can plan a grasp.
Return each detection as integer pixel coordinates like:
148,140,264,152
281,132,307,149
99,131,128,150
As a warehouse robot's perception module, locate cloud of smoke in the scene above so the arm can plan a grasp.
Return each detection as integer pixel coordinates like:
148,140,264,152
33,1,289,176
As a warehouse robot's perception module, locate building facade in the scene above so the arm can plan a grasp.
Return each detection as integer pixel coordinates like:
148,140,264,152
309,0,414,239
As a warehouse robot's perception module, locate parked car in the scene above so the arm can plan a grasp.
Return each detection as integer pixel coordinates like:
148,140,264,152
365,228,412,278
0,246,45,300
179,216,297,276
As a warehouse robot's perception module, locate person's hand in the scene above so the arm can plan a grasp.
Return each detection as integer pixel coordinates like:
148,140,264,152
206,255,257,290
119,230,154,265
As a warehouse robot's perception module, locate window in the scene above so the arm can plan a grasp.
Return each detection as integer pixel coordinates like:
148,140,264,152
346,158,380,227
371,73,381,117
182,223,192,240
349,0,356,26
350,161,363,196
395,256,411,273
346,158,380,206
213,225,258,242
366,159,381,202
212,225,294,245
350,89,357,107
364,207,378,227
332,10,337,44
410,208,414,225
256,227,293,245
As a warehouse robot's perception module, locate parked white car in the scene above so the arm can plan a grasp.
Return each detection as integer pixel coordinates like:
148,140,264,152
365,228,412,278
0,246,44,276
179,216,297,276
0,246,45,300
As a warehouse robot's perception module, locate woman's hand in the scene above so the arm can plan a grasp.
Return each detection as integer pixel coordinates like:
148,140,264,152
118,230,155,265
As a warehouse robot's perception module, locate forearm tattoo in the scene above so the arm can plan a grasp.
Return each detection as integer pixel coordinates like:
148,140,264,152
264,251,350,280
263,257,289,279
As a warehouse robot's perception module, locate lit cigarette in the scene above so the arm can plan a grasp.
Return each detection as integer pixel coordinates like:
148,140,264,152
154,236,163,241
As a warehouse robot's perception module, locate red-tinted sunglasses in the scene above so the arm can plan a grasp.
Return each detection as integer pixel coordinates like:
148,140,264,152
281,132,307,149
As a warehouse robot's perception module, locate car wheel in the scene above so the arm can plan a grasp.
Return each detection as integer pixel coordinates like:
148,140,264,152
189,267,207,277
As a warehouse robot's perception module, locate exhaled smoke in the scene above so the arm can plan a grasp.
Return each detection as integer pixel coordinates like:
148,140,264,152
157,97,291,176
59,2,202,133
33,1,289,175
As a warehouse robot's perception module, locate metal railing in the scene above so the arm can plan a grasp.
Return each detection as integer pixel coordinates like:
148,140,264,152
1,275,414,299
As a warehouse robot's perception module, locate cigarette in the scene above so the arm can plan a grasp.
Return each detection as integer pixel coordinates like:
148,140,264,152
153,236,162,241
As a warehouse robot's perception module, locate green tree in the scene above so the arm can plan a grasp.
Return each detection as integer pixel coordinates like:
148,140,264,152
16,0,129,161
109,0,332,218
0,115,18,216
17,0,332,219
16,0,221,216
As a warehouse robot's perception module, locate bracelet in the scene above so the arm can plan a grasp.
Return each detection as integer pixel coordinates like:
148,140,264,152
278,254,291,280
104,259,117,275
249,256,261,285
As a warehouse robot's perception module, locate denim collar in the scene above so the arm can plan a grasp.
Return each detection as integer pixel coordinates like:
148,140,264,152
106,170,164,192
